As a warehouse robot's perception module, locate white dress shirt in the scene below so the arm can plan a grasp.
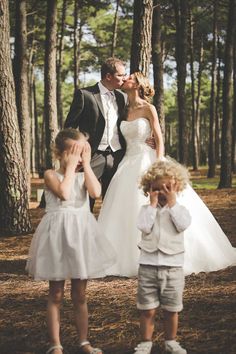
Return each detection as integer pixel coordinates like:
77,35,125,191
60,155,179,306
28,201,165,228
137,203,191,267
97,81,121,151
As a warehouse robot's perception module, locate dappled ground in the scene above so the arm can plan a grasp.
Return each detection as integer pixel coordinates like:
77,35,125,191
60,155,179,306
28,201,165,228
0,177,236,354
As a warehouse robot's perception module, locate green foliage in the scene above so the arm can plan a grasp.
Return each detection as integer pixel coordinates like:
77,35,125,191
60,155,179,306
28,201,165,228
35,80,44,125
54,0,133,78
62,81,75,117
81,2,133,69
8,0,235,176
9,0,134,128
191,174,236,190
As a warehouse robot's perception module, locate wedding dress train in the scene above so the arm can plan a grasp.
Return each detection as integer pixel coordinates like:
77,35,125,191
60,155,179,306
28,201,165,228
98,118,236,276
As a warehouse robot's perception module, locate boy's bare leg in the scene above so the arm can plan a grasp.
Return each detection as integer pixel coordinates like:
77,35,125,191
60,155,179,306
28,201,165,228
163,310,178,340
140,308,156,340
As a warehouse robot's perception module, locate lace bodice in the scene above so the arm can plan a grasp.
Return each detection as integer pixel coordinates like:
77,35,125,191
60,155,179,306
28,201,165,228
45,172,89,212
120,118,152,156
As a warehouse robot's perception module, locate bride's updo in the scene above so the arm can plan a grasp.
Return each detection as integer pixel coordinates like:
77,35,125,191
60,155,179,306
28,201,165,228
134,72,155,102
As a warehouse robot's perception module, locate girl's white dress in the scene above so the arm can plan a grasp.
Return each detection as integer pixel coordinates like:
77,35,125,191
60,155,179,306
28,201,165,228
98,118,236,277
26,172,116,281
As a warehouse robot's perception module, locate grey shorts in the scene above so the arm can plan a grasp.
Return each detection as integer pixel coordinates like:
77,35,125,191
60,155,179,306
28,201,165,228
137,265,185,312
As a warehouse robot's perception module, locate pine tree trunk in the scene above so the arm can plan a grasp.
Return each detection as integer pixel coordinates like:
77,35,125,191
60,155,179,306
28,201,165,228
30,71,36,177
28,35,36,176
33,78,40,173
111,0,120,57
73,0,79,90
29,67,40,177
13,0,31,195
173,0,188,164
208,0,218,178
195,39,203,165
130,0,153,76
57,0,67,128
215,37,221,165
152,1,165,139
0,0,31,235
28,11,39,176
44,0,58,169
232,29,236,172
219,0,236,188
40,116,46,176
189,9,198,170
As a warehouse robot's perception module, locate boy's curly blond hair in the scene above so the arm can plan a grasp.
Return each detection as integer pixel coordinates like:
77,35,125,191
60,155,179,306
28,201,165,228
140,158,190,196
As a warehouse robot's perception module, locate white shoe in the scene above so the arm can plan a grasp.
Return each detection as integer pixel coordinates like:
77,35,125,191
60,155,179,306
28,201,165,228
165,340,187,354
133,341,152,354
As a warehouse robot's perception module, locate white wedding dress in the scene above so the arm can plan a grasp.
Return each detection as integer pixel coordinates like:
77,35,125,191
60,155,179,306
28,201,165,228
98,118,236,277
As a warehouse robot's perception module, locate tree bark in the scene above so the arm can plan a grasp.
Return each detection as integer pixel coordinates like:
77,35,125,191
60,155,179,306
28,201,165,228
232,27,236,172
219,0,236,188
130,0,153,76
152,1,165,139
196,40,203,165
13,0,31,193
27,6,39,176
173,0,188,164
208,0,218,178
111,0,120,57
57,0,67,129
44,0,58,169
73,0,79,90
29,66,40,177
189,9,198,170
215,36,221,165
0,0,31,235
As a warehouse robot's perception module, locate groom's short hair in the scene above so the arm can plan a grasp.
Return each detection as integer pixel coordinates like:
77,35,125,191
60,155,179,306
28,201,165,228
101,57,125,79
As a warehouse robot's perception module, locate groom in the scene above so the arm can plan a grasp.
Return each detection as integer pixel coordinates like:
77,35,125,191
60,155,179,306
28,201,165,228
64,57,127,210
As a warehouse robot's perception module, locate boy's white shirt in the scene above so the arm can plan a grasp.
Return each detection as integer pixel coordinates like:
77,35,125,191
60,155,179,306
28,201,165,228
137,202,191,267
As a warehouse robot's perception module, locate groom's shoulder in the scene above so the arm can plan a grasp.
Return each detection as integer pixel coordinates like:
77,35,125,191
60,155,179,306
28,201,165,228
80,83,99,94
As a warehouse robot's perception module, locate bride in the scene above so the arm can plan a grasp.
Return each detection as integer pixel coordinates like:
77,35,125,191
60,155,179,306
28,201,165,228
98,72,236,277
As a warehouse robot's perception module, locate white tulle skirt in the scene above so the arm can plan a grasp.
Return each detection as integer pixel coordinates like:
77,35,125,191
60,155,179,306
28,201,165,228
26,208,116,281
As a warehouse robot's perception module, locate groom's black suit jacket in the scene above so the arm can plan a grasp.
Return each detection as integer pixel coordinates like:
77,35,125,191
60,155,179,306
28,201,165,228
64,83,127,154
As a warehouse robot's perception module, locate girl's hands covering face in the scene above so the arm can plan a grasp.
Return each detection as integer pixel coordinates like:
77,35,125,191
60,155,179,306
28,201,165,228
81,142,91,167
62,141,84,171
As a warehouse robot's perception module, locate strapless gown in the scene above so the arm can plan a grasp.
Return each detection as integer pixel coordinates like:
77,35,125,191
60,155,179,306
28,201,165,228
98,118,236,277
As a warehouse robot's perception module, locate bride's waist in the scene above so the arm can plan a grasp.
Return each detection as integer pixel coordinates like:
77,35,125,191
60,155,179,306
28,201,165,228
125,142,153,156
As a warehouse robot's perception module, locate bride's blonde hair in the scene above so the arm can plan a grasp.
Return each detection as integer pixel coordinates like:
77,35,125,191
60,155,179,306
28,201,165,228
134,72,155,102
140,158,190,196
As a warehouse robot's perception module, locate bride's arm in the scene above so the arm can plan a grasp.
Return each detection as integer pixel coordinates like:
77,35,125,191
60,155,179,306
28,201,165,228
148,105,165,158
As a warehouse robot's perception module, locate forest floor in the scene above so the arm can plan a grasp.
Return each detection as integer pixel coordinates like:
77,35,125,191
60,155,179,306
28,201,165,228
0,170,236,354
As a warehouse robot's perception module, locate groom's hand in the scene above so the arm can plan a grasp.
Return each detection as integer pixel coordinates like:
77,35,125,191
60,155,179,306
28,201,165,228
145,136,156,150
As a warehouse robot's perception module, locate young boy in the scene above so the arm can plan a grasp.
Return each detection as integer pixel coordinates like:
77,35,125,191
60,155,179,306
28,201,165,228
133,159,191,354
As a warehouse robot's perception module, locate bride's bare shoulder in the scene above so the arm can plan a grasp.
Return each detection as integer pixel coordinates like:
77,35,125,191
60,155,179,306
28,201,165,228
144,103,158,118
